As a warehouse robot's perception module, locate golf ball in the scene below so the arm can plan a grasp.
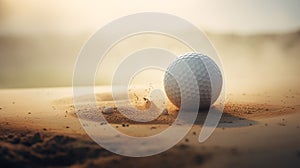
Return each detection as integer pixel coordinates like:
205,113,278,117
164,52,222,109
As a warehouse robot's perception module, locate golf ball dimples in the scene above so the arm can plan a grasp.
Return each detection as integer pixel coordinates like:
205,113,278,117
164,52,222,109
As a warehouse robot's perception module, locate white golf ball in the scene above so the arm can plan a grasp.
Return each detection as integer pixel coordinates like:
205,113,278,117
164,52,222,109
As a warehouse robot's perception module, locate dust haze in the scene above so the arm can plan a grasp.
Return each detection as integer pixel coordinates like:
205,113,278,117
0,0,299,94
1,31,299,95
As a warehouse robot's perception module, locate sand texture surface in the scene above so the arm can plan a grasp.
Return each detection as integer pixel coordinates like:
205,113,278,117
0,87,300,167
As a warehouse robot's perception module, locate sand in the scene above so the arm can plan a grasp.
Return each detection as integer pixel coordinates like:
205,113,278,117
0,87,300,167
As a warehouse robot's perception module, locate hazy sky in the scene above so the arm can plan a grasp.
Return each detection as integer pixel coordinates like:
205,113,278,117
0,0,300,35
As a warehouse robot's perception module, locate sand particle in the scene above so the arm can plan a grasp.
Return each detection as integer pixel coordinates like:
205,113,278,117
102,106,115,114
162,108,169,115
150,126,157,130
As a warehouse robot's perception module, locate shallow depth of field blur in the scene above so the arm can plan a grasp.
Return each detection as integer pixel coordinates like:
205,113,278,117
0,0,299,94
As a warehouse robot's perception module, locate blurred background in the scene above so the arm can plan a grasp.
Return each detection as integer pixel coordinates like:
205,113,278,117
0,0,299,93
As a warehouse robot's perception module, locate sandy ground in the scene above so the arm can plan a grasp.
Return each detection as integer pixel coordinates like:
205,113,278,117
0,87,300,168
